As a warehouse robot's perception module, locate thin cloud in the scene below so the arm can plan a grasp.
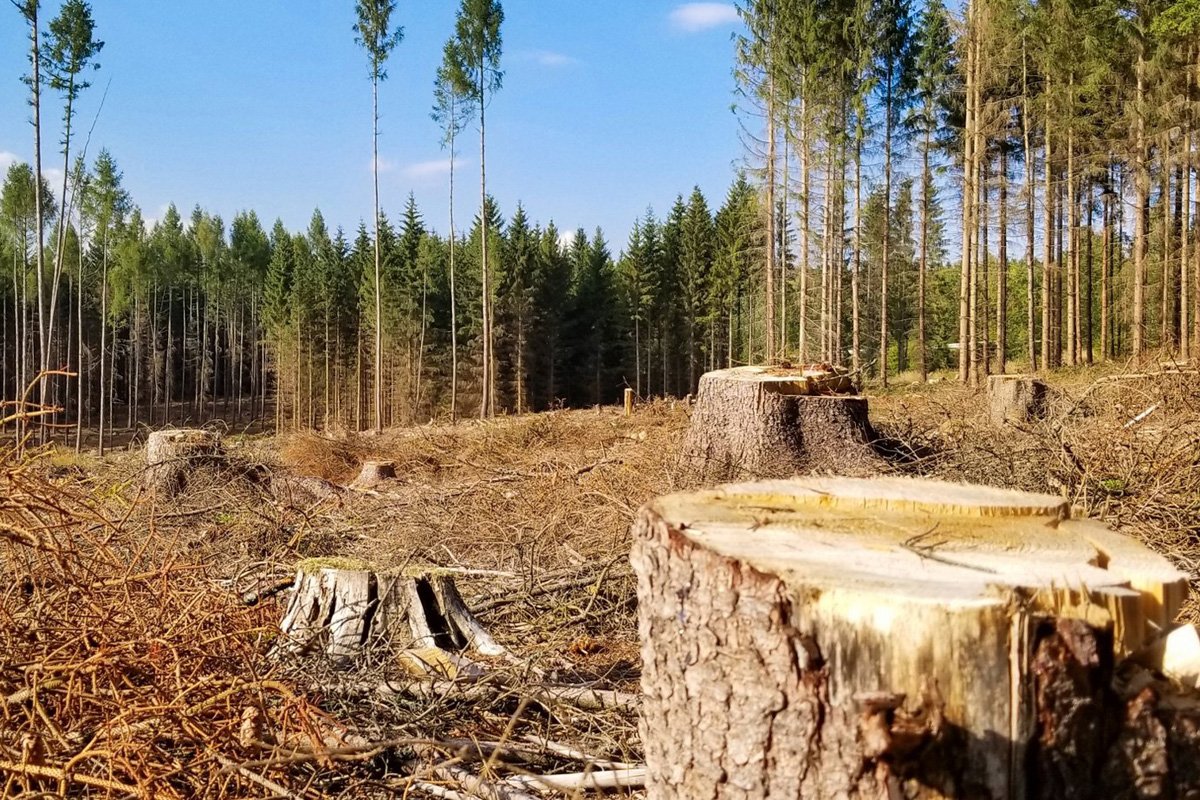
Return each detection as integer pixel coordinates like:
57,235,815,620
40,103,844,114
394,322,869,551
374,155,398,173
0,151,18,172
669,2,739,32
518,49,578,68
403,159,454,180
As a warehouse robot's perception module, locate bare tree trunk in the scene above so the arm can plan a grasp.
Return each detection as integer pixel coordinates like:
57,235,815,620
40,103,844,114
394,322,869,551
880,74,893,387
1066,125,1078,366
958,9,976,383
919,123,931,382
1023,39,1038,371
1133,47,1148,359
852,134,862,374
799,93,810,363
1102,169,1112,361
1042,92,1054,369
765,73,777,363
479,73,494,417
997,146,1009,374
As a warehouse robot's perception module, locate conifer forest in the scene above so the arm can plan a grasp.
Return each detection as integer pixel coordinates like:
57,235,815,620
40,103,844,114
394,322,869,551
4,0,1200,444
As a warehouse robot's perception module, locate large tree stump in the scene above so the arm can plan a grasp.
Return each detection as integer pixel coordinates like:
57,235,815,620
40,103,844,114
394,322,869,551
144,429,224,496
631,476,1193,799
680,366,882,483
277,558,506,660
988,374,1049,426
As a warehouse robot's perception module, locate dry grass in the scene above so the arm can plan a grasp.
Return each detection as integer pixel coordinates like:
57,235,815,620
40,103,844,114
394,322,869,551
3,373,1200,796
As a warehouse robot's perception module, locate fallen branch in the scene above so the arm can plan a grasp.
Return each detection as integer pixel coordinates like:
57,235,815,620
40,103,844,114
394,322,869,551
504,766,648,792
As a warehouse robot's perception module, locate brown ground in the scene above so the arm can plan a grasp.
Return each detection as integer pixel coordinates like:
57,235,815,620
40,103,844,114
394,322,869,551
1,370,1198,796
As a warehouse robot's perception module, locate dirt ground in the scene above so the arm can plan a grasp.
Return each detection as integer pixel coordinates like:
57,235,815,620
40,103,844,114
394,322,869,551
2,369,1198,796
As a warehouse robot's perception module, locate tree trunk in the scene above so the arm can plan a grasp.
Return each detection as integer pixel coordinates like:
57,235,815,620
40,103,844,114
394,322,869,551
1023,40,1038,371
632,475,1193,799
1133,47,1148,359
679,366,880,484
998,146,1009,374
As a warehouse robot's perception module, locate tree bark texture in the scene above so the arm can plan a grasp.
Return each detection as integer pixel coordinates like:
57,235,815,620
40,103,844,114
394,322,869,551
679,367,881,484
631,476,1193,800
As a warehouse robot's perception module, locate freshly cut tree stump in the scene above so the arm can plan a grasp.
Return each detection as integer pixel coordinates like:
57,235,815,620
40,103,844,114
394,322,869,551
631,476,1192,799
350,459,397,490
278,558,506,660
988,374,1049,425
681,365,882,482
144,429,224,496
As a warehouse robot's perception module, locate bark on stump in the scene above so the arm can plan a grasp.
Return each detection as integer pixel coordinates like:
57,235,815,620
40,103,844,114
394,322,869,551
681,366,882,483
350,459,397,490
631,476,1194,799
988,375,1049,426
278,559,505,661
144,429,224,496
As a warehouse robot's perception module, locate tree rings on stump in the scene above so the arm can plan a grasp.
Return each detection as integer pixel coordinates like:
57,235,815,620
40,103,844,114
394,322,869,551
277,558,505,661
680,365,882,483
988,374,1049,426
631,476,1190,799
144,429,224,496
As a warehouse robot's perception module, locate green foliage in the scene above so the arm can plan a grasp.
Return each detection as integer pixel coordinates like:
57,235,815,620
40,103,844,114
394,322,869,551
353,0,403,80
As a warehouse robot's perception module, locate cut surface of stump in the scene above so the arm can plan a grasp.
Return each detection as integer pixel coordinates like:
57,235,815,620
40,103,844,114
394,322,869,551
144,429,224,496
681,365,882,483
631,476,1191,799
278,558,505,661
350,459,397,490
988,374,1048,425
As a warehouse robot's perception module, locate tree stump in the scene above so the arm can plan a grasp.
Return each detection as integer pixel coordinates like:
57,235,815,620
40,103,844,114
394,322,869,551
631,476,1194,799
144,429,224,496
988,374,1049,426
350,459,397,490
277,558,506,661
680,366,882,483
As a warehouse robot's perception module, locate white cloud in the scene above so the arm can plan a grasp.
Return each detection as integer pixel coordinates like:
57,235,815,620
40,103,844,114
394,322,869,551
374,155,398,173
0,151,18,172
668,2,739,32
402,159,454,180
520,49,578,67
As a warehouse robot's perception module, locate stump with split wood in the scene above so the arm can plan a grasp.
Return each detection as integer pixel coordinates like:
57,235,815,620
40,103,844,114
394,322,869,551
632,476,1198,799
988,374,1048,426
144,429,224,496
681,365,882,483
350,459,397,490
277,558,505,661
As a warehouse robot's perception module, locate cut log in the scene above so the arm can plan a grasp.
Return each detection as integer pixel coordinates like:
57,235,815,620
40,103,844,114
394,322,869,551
143,429,224,496
988,374,1049,425
350,459,396,490
680,366,882,483
631,476,1193,799
277,559,506,660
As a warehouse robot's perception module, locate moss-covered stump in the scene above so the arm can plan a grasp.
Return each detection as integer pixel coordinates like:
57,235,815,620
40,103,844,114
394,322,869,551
631,476,1194,799
278,559,505,661
680,366,882,483
144,429,224,496
988,374,1049,426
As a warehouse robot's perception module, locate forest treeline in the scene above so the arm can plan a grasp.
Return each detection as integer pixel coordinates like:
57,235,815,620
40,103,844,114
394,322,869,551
4,0,1200,445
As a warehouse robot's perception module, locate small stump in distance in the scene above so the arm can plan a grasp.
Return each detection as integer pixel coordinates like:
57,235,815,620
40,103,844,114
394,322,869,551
278,558,505,661
631,476,1190,799
144,429,224,496
680,365,881,483
350,459,397,490
988,374,1048,426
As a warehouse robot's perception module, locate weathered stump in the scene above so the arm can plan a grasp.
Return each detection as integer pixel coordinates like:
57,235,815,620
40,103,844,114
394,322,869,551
680,366,882,483
144,429,224,496
278,559,505,660
988,374,1048,426
350,459,397,490
631,476,1194,799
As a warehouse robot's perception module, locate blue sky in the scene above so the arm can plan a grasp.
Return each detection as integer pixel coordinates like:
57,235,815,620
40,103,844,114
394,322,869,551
1,1,748,249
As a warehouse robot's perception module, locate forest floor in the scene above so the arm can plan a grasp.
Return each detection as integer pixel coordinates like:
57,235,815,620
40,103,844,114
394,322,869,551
1,365,1198,797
